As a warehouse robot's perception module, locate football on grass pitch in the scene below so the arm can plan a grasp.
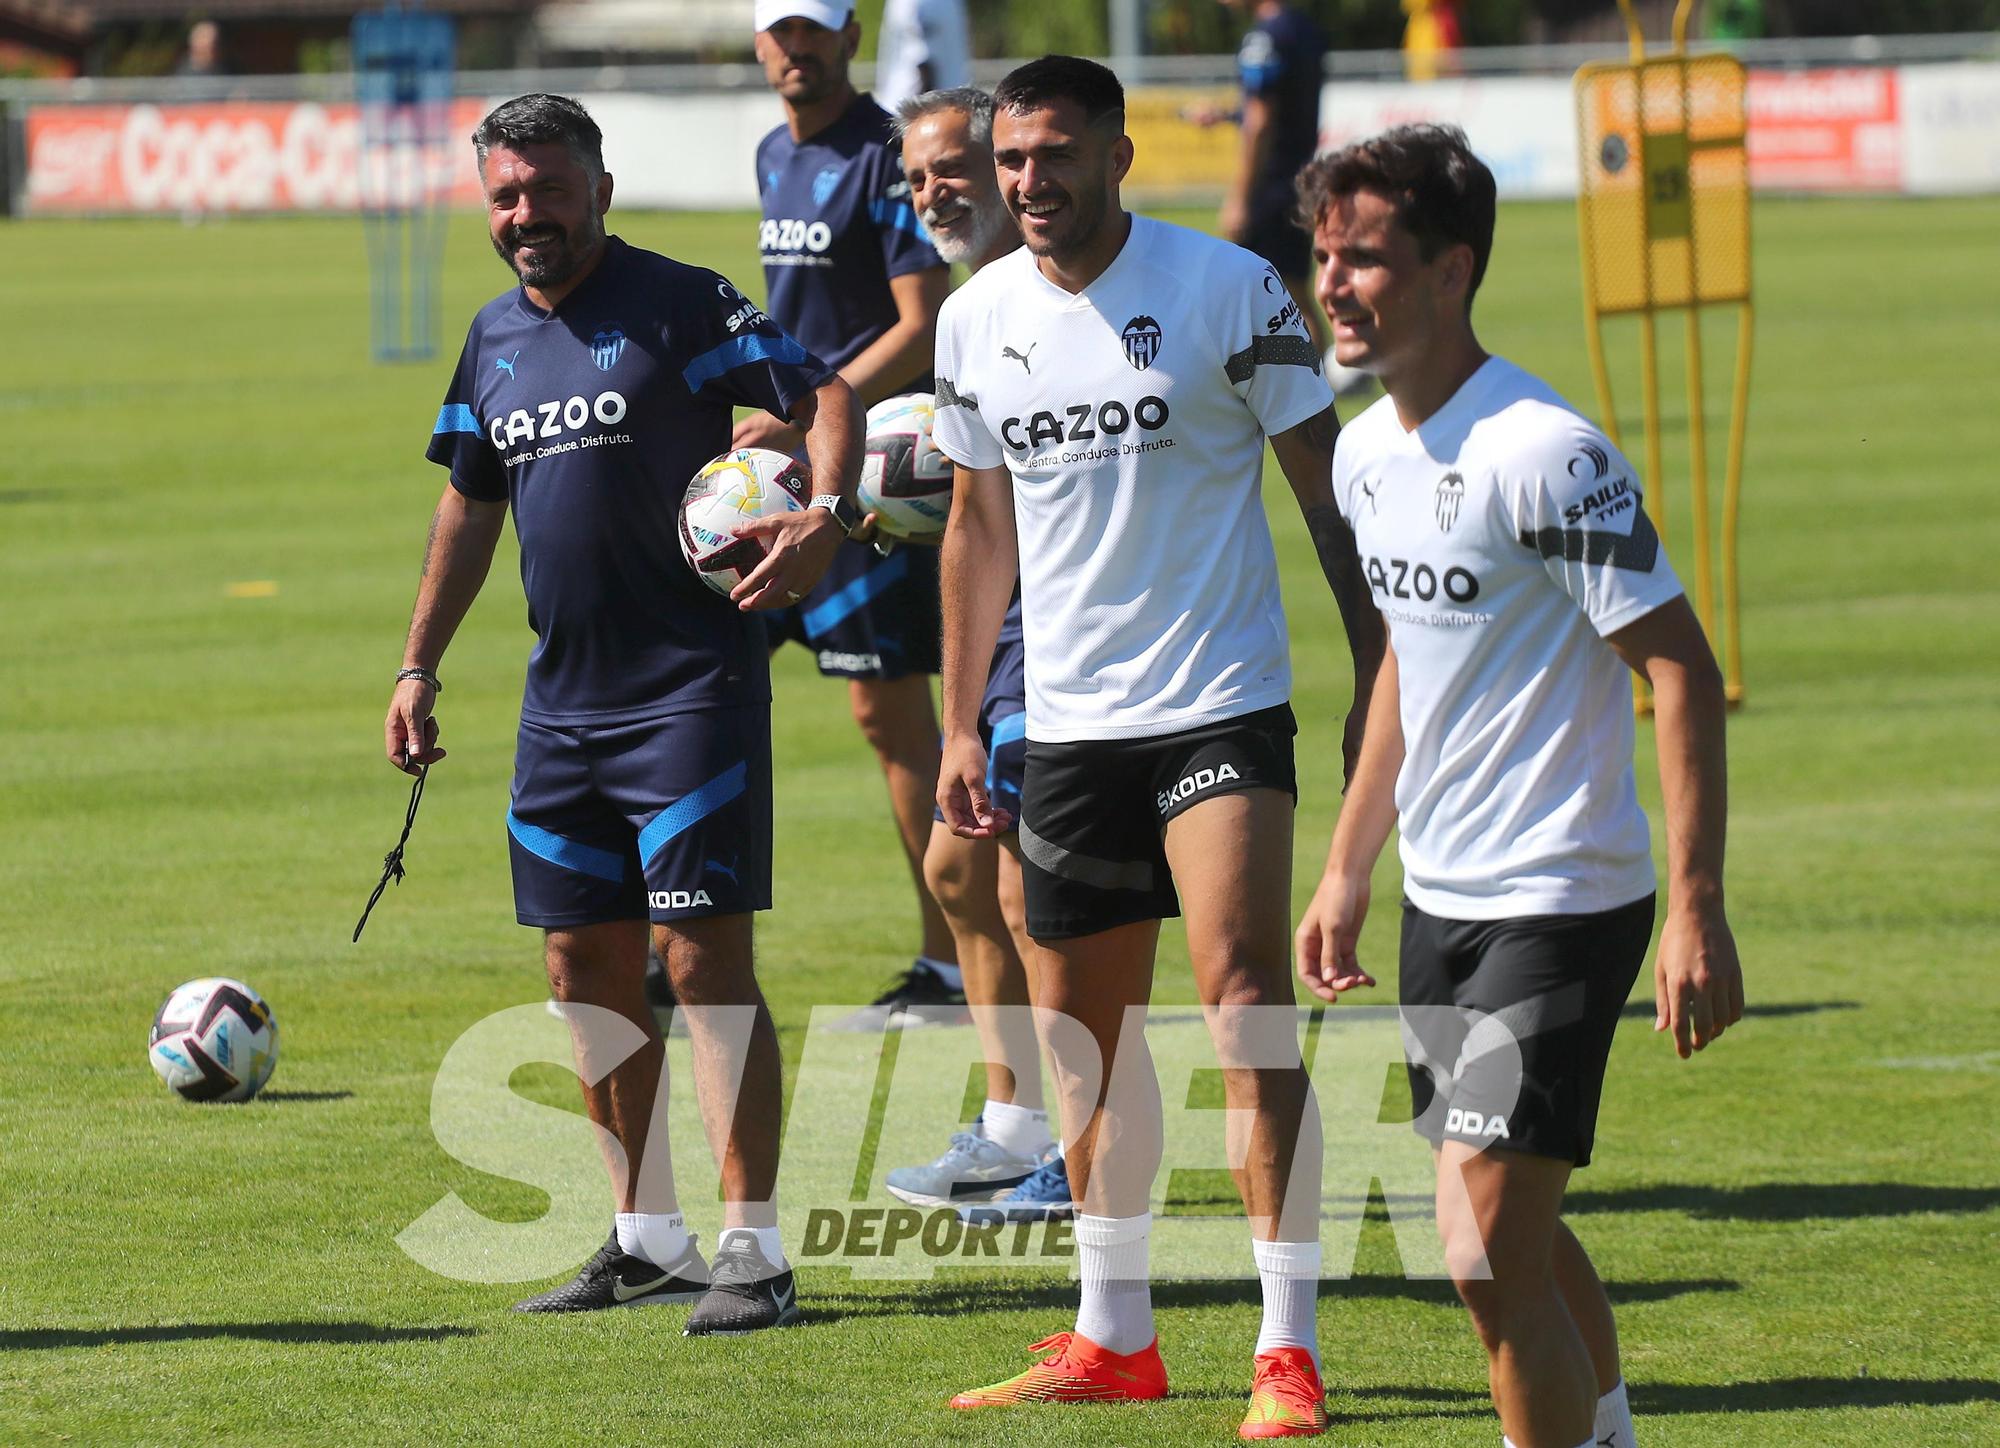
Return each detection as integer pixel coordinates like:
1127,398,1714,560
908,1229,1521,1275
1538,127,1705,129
859,393,953,542
149,977,278,1102
680,447,811,596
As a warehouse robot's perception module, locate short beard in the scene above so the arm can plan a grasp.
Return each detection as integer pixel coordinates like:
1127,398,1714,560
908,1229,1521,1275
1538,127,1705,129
777,60,842,107
1019,174,1108,266
494,213,603,291
925,199,1010,267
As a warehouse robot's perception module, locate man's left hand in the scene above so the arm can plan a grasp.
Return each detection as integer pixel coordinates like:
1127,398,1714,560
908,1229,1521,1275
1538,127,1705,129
731,411,806,455
730,508,843,611
1653,901,1745,1059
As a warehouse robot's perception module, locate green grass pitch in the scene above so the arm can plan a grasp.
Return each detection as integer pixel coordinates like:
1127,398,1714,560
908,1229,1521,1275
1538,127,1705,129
2,197,1997,1444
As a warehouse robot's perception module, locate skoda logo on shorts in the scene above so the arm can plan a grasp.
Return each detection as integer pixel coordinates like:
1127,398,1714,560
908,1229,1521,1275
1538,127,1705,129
1121,315,1163,371
590,329,627,372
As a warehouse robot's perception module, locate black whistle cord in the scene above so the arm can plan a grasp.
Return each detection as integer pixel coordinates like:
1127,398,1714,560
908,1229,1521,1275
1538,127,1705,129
353,763,427,943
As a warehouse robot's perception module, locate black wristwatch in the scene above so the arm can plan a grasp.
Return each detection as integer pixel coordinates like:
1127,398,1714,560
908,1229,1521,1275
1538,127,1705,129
808,491,863,538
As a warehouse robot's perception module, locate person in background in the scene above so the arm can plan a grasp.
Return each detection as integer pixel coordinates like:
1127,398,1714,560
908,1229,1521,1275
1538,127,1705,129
175,19,228,77
1198,0,1332,361
748,0,965,1028
874,0,973,112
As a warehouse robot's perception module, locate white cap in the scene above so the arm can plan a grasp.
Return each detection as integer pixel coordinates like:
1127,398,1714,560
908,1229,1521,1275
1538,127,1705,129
754,0,853,31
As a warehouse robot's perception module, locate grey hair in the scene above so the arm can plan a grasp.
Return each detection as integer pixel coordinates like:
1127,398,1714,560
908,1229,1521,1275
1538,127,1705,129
472,93,605,182
892,86,994,147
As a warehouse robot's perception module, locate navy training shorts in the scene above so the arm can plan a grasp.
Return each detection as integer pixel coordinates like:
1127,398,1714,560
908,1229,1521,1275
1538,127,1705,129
935,631,1027,829
762,536,942,680
506,705,772,928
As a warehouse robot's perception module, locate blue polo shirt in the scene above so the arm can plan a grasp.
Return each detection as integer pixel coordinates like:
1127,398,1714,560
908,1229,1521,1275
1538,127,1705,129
426,236,834,726
756,92,944,382
1240,4,1328,208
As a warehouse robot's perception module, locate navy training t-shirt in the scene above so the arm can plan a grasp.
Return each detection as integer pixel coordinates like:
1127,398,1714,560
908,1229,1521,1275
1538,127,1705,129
425,236,835,726
1239,4,1328,210
757,92,944,383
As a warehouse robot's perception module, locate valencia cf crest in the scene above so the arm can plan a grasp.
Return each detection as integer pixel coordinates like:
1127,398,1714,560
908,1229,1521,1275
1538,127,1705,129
812,165,843,207
1435,470,1465,532
590,329,627,372
1121,315,1162,371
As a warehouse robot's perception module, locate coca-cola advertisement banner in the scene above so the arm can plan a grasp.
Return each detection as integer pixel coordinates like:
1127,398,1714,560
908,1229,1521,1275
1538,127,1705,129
17,67,2000,215
23,99,493,214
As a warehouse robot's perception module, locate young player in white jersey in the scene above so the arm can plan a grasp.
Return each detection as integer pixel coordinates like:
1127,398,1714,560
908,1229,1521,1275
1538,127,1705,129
1292,124,1745,1448
930,56,1384,1439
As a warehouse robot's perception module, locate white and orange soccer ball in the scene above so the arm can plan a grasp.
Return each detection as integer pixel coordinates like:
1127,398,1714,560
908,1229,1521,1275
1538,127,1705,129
148,977,279,1102
679,447,812,596
859,393,954,542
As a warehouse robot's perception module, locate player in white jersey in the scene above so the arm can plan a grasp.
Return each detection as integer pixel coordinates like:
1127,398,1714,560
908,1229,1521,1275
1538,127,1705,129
1292,125,1744,1448
929,56,1383,1438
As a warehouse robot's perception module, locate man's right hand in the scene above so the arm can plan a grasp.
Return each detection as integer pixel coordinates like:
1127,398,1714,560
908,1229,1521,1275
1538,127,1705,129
1295,869,1378,1003
385,678,446,776
937,732,1009,839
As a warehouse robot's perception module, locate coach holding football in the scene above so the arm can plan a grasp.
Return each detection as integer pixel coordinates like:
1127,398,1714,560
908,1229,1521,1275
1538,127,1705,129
383,94,861,1334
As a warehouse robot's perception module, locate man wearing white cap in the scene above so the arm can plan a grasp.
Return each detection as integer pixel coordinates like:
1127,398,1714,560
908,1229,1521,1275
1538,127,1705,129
743,0,964,1033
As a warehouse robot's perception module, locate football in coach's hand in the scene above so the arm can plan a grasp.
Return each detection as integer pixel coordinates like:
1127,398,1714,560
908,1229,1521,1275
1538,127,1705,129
680,447,812,595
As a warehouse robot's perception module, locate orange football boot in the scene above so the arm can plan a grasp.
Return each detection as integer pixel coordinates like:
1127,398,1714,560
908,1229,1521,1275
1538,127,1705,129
1238,1346,1331,1438
949,1331,1169,1408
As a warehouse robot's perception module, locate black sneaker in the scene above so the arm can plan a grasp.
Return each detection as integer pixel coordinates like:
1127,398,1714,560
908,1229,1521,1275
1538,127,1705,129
825,961,970,1032
511,1228,709,1313
682,1232,802,1335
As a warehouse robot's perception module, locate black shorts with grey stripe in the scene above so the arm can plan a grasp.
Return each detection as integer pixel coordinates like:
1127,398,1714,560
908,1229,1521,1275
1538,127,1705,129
1400,893,1654,1167
1016,704,1297,940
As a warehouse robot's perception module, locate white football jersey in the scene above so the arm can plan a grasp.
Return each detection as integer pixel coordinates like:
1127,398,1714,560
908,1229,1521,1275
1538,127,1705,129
1331,357,1685,919
932,216,1333,741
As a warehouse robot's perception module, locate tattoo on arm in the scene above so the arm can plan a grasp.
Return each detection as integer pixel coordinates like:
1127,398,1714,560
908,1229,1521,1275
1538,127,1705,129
1294,404,1340,457
420,507,443,578
1305,502,1384,669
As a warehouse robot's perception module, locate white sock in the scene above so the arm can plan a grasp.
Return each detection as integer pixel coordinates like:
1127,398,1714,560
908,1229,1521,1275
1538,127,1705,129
917,955,962,990
1501,1439,1594,1448
615,1210,688,1266
1596,1379,1635,1445
1074,1212,1154,1354
981,1098,1054,1158
1251,1237,1322,1368
718,1224,786,1270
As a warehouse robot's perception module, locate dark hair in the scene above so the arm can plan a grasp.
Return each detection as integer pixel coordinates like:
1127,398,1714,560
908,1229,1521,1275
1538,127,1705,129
472,93,605,180
992,55,1125,132
1294,123,1497,307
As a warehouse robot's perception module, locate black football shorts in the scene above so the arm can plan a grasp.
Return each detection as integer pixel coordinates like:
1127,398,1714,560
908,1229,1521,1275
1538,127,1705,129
1015,704,1297,940
1399,893,1655,1167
